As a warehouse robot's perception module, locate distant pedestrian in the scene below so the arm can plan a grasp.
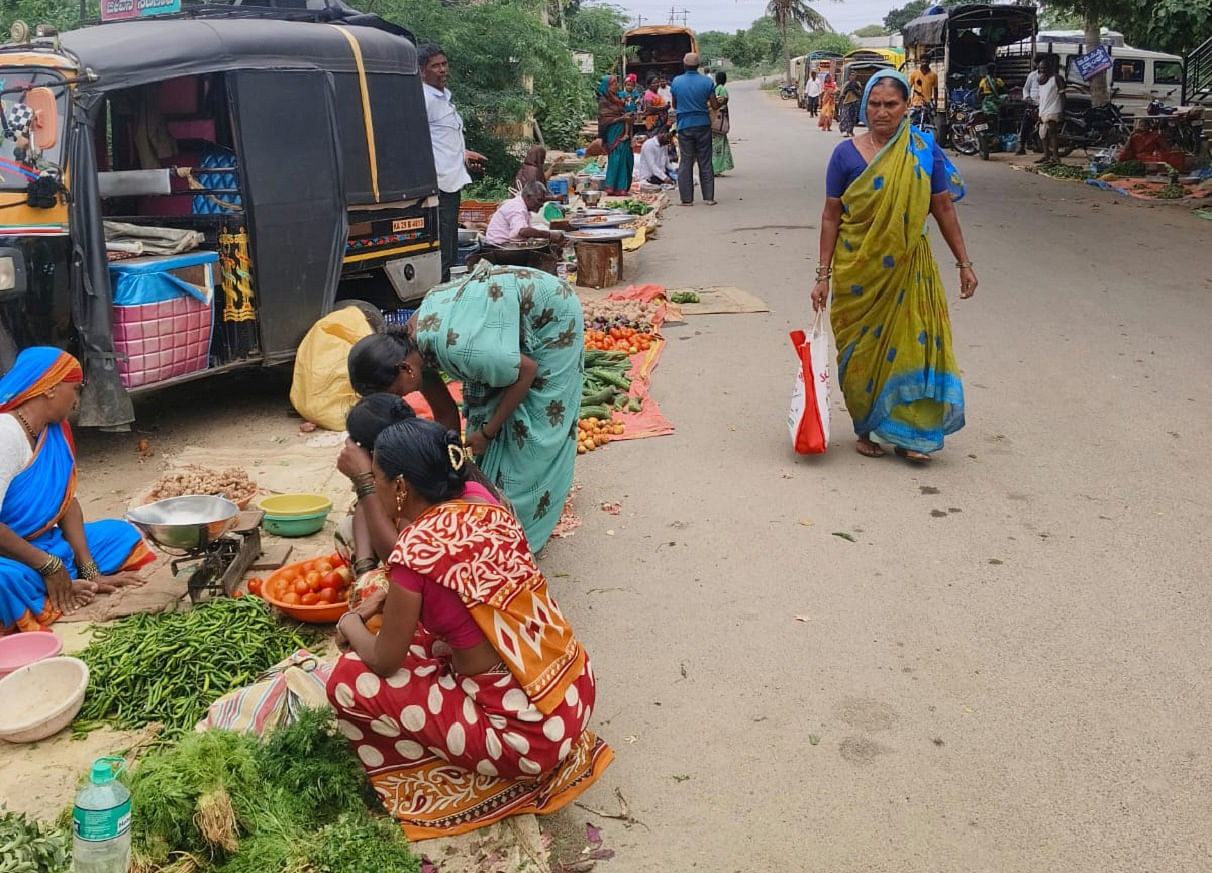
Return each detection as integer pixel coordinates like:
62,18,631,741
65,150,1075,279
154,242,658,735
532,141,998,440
712,71,734,176
595,75,633,196
839,70,862,137
671,52,719,206
1036,58,1065,165
805,70,822,117
1017,56,1045,155
811,70,976,463
420,44,487,282
658,76,675,124
817,74,837,131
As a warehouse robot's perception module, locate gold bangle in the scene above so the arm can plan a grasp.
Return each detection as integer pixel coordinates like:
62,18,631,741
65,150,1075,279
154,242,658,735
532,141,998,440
956,260,974,269
36,554,64,578
78,560,101,581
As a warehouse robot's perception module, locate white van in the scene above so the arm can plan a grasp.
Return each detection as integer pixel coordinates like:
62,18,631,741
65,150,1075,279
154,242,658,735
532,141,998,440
1001,34,1184,116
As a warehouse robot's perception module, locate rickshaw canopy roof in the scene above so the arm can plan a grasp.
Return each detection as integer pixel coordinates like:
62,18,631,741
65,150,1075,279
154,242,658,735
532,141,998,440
901,4,1037,49
61,17,417,92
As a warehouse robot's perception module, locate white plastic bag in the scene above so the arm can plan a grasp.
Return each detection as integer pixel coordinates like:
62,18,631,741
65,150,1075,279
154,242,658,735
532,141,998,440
787,313,831,454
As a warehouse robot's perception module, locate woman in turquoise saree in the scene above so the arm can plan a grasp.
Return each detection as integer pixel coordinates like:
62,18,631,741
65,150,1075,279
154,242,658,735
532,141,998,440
347,264,584,551
811,70,978,462
596,75,634,196
0,347,153,633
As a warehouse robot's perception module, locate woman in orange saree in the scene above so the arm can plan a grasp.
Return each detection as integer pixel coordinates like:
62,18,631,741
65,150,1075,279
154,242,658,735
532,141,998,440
328,416,611,840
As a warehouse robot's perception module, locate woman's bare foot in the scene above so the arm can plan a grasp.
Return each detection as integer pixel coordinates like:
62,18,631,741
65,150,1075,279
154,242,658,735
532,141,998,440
894,446,933,463
92,572,147,595
63,581,97,613
856,437,886,458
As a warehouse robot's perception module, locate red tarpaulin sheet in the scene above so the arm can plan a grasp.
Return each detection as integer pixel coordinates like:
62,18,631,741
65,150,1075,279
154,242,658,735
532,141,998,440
598,284,674,440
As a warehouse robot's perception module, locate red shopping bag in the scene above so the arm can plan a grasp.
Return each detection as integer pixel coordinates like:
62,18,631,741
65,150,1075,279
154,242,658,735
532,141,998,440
787,315,831,454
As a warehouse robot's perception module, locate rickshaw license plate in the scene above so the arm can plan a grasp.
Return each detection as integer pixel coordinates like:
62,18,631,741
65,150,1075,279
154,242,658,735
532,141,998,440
974,123,990,132
392,218,425,232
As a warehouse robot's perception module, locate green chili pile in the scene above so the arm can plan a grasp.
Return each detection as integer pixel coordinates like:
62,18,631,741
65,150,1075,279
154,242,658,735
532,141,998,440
75,596,319,736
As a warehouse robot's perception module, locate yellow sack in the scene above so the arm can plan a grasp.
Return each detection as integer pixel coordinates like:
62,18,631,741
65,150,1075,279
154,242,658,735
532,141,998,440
289,306,373,431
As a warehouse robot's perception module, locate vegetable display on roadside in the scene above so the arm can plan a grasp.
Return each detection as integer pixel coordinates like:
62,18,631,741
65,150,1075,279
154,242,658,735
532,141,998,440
75,597,319,736
582,298,662,333
147,465,257,505
616,199,653,215
577,418,624,454
585,327,654,354
122,709,420,873
0,810,69,873
580,350,640,421
669,291,700,304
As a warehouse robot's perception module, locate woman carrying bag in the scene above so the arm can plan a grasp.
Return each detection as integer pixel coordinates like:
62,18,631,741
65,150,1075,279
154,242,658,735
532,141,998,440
712,71,734,176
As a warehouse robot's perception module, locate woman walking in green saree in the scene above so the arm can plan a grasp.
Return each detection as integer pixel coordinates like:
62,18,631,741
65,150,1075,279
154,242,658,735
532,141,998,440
712,71,734,176
811,70,978,462
596,75,634,196
348,264,583,551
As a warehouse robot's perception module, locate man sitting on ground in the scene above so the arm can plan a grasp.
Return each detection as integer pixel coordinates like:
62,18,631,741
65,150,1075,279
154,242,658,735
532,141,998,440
484,182,564,247
636,132,676,186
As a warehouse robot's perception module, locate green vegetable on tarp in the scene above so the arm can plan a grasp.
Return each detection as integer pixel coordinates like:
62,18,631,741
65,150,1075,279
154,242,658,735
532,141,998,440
670,291,700,304
75,596,320,736
0,810,70,873
124,708,418,873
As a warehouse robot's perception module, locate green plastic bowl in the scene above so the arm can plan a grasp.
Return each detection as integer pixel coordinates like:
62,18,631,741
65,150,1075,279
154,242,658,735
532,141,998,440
261,509,330,537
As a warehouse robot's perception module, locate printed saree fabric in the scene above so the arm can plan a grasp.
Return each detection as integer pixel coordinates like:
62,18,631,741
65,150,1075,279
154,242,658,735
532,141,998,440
414,264,583,551
830,122,966,453
0,347,151,632
327,499,612,839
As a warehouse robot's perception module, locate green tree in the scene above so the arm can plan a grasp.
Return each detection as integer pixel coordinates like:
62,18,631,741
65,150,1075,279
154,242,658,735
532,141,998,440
566,3,628,76
765,0,834,81
695,30,733,65
1111,0,1212,56
853,24,890,38
883,0,931,34
1045,0,1138,105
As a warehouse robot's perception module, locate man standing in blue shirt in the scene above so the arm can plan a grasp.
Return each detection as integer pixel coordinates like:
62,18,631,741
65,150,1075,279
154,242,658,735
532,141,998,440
670,53,719,206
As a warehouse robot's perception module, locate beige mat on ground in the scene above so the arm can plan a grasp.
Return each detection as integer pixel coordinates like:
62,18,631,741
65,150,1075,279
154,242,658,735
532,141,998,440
665,286,770,316
58,559,184,625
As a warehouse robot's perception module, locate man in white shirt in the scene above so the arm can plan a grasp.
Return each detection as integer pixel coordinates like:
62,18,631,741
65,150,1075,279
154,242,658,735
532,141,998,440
636,132,674,185
1017,56,1046,155
484,182,564,247
420,44,487,281
657,77,674,124
805,71,822,117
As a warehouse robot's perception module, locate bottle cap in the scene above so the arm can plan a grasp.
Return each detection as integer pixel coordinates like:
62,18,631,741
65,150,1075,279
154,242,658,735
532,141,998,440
90,757,123,784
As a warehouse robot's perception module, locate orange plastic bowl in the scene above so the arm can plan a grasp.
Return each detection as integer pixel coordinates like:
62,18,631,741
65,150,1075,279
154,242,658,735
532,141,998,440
259,560,349,624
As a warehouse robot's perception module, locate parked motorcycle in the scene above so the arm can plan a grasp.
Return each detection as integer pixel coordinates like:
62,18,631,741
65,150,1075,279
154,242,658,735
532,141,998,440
949,105,996,160
779,83,798,100
1054,102,1131,156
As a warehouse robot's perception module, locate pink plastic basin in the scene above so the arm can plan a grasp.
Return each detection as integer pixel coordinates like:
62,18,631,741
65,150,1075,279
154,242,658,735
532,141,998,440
0,632,63,679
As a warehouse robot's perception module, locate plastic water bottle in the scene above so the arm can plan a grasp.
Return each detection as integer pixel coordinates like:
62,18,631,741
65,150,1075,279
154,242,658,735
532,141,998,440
73,757,131,873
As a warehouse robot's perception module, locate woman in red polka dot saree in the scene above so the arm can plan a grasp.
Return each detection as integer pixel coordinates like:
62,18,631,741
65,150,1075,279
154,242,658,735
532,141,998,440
328,417,612,840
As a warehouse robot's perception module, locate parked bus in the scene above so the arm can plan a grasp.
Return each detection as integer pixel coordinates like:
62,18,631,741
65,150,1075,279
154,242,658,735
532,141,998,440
0,11,439,427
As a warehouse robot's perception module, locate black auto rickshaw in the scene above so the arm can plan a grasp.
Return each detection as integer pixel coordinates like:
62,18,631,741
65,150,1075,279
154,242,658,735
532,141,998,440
0,7,438,427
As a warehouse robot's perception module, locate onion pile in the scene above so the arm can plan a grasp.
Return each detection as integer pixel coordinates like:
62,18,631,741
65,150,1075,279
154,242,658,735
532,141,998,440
582,299,661,333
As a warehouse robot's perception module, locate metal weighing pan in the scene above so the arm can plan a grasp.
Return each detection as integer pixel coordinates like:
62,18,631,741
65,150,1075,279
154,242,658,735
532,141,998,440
568,228,638,241
126,495,240,552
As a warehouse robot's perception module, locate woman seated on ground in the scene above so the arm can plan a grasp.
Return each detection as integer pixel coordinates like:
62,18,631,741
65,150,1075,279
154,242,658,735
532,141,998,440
0,347,152,633
334,393,508,607
347,263,583,552
327,417,612,840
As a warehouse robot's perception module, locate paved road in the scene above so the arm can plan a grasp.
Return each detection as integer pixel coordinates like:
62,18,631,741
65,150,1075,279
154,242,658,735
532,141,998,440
550,79,1212,871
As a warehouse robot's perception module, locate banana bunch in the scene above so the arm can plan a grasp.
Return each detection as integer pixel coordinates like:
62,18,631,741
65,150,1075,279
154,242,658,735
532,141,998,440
0,811,70,873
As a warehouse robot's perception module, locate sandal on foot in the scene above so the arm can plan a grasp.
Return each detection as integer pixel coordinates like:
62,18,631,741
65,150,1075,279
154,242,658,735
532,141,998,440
894,447,932,463
856,438,886,458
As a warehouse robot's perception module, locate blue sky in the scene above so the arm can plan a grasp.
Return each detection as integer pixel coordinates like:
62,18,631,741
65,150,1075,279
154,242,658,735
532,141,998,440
604,0,903,36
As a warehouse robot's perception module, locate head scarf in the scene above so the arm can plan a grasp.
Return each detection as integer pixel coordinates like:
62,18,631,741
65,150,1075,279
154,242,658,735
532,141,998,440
596,75,616,99
0,347,83,413
625,73,637,85
596,75,626,131
859,68,911,125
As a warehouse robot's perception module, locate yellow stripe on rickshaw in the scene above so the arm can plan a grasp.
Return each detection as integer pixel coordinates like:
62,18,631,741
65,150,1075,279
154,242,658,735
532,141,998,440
343,240,439,264
331,25,381,203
